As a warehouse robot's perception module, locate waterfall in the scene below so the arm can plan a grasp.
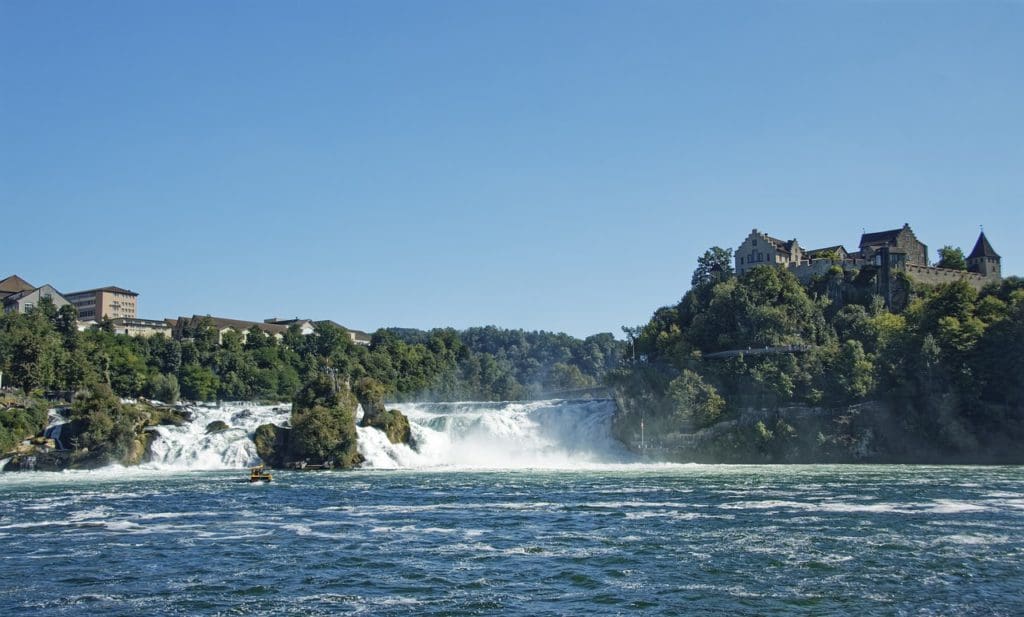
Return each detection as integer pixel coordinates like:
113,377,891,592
145,403,291,470
141,398,629,471
358,399,634,470
43,408,70,450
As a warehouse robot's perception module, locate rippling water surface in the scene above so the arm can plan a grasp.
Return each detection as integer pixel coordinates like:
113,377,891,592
1,465,1022,615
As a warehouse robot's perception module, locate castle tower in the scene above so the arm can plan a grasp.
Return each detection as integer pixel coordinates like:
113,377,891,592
966,231,1001,281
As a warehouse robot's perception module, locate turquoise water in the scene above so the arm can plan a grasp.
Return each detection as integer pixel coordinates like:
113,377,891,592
1,465,1022,615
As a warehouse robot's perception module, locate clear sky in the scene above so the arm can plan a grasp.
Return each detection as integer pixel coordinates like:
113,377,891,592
2,1,1021,338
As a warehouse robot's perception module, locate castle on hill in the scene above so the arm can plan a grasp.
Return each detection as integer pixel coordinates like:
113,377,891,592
734,223,1001,291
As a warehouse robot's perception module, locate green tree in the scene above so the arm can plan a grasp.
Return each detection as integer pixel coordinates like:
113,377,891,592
692,246,734,287
145,373,180,403
545,363,594,391
245,325,272,350
70,382,140,462
3,309,63,392
289,368,360,467
936,246,967,270
667,369,726,428
0,397,49,453
180,364,220,401
54,304,79,341
833,340,875,400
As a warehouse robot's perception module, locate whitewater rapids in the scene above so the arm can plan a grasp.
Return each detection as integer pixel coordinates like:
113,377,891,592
145,402,291,470
140,399,632,471
358,399,635,470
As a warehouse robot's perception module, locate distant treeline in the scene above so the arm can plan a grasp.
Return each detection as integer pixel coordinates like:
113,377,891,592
0,306,624,405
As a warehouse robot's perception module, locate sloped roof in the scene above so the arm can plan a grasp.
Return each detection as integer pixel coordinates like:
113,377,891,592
0,274,35,296
350,330,372,342
3,284,65,305
184,315,289,335
860,228,902,246
314,320,372,341
806,245,848,258
66,285,138,296
110,317,169,327
967,232,1000,259
3,288,34,303
764,235,798,256
264,317,314,327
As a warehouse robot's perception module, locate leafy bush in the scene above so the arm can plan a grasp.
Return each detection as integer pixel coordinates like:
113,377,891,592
667,370,725,429
363,409,412,445
69,382,143,463
290,404,359,467
0,397,48,453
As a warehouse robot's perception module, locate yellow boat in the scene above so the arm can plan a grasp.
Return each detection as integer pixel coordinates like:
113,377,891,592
249,464,273,483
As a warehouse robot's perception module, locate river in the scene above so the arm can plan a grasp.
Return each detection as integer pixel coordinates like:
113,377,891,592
1,401,1022,614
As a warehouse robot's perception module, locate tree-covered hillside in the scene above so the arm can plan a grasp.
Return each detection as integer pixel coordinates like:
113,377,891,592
610,248,1024,462
0,304,623,404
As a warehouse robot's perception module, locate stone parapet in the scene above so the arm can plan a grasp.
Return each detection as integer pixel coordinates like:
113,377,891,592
903,264,991,290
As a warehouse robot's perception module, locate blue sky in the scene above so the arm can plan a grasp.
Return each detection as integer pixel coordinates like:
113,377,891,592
2,1,1021,338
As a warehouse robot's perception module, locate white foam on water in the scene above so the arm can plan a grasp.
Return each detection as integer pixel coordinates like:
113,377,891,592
144,402,291,470
720,498,998,515
355,423,427,469
2,397,749,474
36,407,71,450
358,399,637,470
926,499,990,514
941,533,1009,545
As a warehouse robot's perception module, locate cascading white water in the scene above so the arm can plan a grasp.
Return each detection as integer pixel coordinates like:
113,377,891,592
43,408,70,450
357,399,634,470
145,402,291,470
141,398,629,471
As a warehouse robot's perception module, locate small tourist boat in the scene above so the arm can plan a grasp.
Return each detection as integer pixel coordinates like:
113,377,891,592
249,464,272,483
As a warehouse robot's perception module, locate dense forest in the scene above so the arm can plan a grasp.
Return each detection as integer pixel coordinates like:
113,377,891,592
610,248,1024,462
0,303,622,404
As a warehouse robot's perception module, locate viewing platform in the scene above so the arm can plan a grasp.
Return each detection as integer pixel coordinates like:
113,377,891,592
703,345,815,359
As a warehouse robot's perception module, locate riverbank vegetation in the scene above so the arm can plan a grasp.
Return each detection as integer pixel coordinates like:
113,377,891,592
0,301,621,462
610,248,1024,462
4,248,1019,466
0,394,48,454
0,305,622,405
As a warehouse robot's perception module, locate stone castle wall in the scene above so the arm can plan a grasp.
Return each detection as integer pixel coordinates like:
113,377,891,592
789,258,873,282
903,264,992,291
787,260,995,291
788,260,847,281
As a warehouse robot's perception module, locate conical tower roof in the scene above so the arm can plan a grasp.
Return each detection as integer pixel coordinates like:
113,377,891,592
967,232,1000,260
